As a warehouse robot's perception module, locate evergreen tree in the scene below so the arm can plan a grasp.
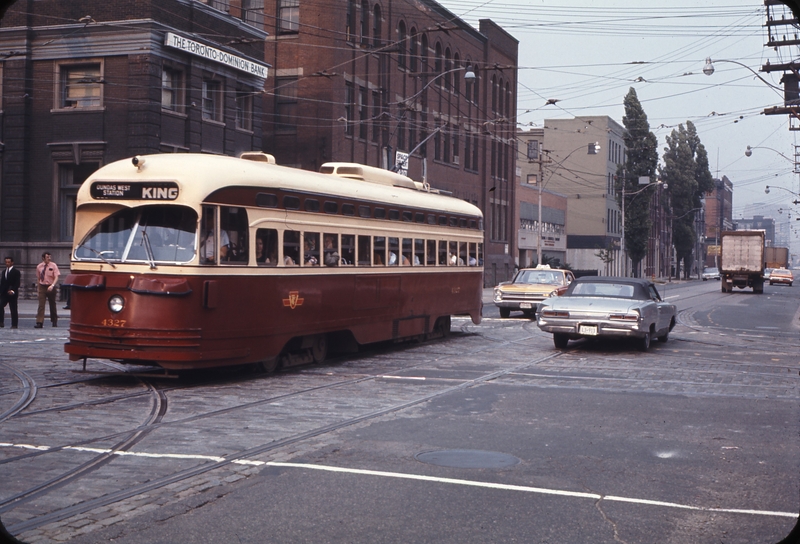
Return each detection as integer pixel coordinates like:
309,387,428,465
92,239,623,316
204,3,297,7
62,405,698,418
660,121,714,279
615,88,658,277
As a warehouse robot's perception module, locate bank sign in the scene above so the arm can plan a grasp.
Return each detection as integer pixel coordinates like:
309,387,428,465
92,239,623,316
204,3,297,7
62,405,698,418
165,32,268,79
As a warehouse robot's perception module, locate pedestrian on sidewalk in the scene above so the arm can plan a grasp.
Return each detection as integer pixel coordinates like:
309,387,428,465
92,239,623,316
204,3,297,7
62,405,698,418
0,256,21,329
35,251,60,328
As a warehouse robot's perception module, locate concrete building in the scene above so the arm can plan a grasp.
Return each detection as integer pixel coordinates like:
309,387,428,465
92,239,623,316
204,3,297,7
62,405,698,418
0,0,269,291
531,116,626,276
261,0,519,286
703,176,734,268
516,129,568,269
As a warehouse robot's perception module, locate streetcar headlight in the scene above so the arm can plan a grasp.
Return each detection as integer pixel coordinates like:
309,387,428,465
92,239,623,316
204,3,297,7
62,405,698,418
108,295,125,313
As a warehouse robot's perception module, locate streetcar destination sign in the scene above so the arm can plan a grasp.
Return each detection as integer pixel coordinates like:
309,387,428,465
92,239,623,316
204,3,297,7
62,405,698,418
91,181,179,200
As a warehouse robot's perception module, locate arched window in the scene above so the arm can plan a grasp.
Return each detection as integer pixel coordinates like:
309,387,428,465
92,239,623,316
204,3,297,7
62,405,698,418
453,53,461,95
434,42,443,84
497,78,504,117
444,47,452,90
373,4,382,48
420,34,428,72
360,0,369,46
397,21,407,69
505,81,511,117
491,75,497,114
346,0,356,42
473,68,479,105
409,28,418,72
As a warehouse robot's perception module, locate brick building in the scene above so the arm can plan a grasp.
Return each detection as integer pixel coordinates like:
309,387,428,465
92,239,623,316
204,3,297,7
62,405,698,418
0,0,268,287
261,0,519,285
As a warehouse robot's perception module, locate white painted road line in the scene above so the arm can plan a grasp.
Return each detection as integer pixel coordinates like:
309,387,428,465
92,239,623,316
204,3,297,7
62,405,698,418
0,442,793,519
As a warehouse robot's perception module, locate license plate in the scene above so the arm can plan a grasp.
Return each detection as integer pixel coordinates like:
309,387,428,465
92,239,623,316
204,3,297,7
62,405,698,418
579,324,598,335
520,302,532,309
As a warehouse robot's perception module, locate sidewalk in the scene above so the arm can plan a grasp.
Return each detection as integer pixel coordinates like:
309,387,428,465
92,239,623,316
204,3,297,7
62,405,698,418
9,298,70,319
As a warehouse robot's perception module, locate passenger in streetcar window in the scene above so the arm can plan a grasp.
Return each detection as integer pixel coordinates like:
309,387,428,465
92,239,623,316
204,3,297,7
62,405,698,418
255,237,267,264
323,234,340,267
374,252,384,265
304,235,319,266
283,231,299,265
200,208,229,263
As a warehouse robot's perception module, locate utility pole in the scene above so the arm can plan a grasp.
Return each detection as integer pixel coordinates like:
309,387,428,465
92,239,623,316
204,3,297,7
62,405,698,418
535,148,552,267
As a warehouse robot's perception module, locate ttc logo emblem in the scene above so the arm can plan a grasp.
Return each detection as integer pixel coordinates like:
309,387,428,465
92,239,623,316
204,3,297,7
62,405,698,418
283,291,304,309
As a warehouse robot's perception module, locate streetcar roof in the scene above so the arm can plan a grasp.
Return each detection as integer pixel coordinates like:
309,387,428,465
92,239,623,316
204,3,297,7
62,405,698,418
77,153,483,218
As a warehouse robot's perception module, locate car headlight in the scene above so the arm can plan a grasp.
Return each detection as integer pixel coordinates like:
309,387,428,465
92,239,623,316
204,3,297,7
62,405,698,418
108,295,125,313
493,289,503,302
547,289,559,297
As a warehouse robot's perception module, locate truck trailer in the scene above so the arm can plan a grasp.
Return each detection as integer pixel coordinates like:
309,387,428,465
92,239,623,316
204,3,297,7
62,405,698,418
720,230,765,293
764,246,789,269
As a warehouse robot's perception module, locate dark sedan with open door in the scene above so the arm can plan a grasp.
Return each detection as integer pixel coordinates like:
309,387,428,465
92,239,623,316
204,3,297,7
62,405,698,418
536,277,676,351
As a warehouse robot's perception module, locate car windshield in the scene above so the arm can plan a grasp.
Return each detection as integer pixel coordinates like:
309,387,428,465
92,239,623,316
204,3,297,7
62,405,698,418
515,270,563,285
571,282,635,298
704,267,718,273
74,205,198,264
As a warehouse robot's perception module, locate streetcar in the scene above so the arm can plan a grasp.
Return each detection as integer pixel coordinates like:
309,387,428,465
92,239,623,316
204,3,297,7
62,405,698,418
64,152,483,372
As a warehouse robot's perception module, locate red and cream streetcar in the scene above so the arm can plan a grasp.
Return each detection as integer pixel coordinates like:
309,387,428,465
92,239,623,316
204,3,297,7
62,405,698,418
64,153,483,372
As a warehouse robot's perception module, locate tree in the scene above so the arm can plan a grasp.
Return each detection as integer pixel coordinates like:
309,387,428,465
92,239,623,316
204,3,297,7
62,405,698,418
660,121,715,279
615,88,659,277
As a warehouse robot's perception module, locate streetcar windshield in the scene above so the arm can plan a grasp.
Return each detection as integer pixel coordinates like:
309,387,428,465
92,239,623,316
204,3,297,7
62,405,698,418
74,206,197,264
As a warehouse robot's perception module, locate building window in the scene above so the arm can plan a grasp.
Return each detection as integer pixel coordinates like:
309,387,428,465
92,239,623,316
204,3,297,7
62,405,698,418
59,162,99,241
444,48,452,90
360,0,369,46
372,90,381,143
161,67,183,112
453,54,461,95
409,28,418,72
434,128,441,161
452,128,459,165
373,4,382,47
275,77,298,132
397,117,406,151
242,0,264,26
346,0,356,42
358,86,368,140
278,0,299,33
527,173,538,185
236,91,253,131
527,140,539,161
202,80,222,122
60,63,102,108
434,42,443,84
397,21,407,69
344,82,354,135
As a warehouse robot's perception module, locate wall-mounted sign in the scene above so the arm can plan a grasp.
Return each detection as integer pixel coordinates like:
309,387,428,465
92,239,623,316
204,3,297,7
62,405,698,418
164,32,268,79
91,181,179,201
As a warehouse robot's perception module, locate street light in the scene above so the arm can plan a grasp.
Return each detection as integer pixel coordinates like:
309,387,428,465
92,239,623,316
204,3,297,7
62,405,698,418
702,58,783,92
764,185,800,205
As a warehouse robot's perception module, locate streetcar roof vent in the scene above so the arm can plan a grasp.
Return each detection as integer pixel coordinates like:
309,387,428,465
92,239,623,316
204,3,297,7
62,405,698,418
240,152,277,164
320,162,417,189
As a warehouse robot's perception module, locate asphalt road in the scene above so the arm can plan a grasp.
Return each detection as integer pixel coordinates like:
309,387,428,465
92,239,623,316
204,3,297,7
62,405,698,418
1,279,798,543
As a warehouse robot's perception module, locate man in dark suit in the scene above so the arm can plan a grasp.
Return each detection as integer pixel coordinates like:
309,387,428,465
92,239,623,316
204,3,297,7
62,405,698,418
0,256,21,329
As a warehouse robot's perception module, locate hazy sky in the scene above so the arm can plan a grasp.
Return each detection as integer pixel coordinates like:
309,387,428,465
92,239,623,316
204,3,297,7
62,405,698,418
438,0,799,240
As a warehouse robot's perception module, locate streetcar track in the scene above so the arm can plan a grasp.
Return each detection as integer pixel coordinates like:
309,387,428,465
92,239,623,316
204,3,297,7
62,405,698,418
0,382,167,513
0,363,37,424
5,350,564,534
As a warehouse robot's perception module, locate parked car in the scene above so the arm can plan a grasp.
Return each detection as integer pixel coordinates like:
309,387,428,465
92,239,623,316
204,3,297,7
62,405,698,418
769,267,793,286
536,276,676,351
702,267,720,281
493,265,575,318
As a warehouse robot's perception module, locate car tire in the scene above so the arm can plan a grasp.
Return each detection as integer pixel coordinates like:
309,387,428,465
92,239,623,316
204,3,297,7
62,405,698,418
703,278,707,281
499,308,510,318
522,310,536,319
637,331,651,352
657,330,669,343
553,333,569,349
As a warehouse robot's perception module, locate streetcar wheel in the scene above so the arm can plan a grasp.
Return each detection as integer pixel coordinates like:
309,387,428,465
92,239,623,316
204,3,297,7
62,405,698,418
258,357,279,374
553,333,569,349
499,308,510,318
310,334,328,364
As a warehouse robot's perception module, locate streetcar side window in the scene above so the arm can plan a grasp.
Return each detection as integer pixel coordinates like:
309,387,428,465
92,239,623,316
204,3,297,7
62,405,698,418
255,228,278,266
426,240,436,266
388,237,400,266
468,242,477,266
449,241,462,265
414,239,424,266
323,233,339,266
303,232,320,266
459,242,468,267
478,242,484,265
357,235,371,265
402,238,413,266
220,207,248,263
438,240,448,265
283,231,300,265
200,206,224,264
373,236,386,266
341,234,355,265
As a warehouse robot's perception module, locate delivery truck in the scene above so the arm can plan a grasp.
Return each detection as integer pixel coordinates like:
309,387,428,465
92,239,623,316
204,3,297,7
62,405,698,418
720,230,765,293
764,246,789,269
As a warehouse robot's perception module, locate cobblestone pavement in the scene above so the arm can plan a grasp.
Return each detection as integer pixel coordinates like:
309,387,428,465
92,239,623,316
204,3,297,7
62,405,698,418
0,303,797,543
